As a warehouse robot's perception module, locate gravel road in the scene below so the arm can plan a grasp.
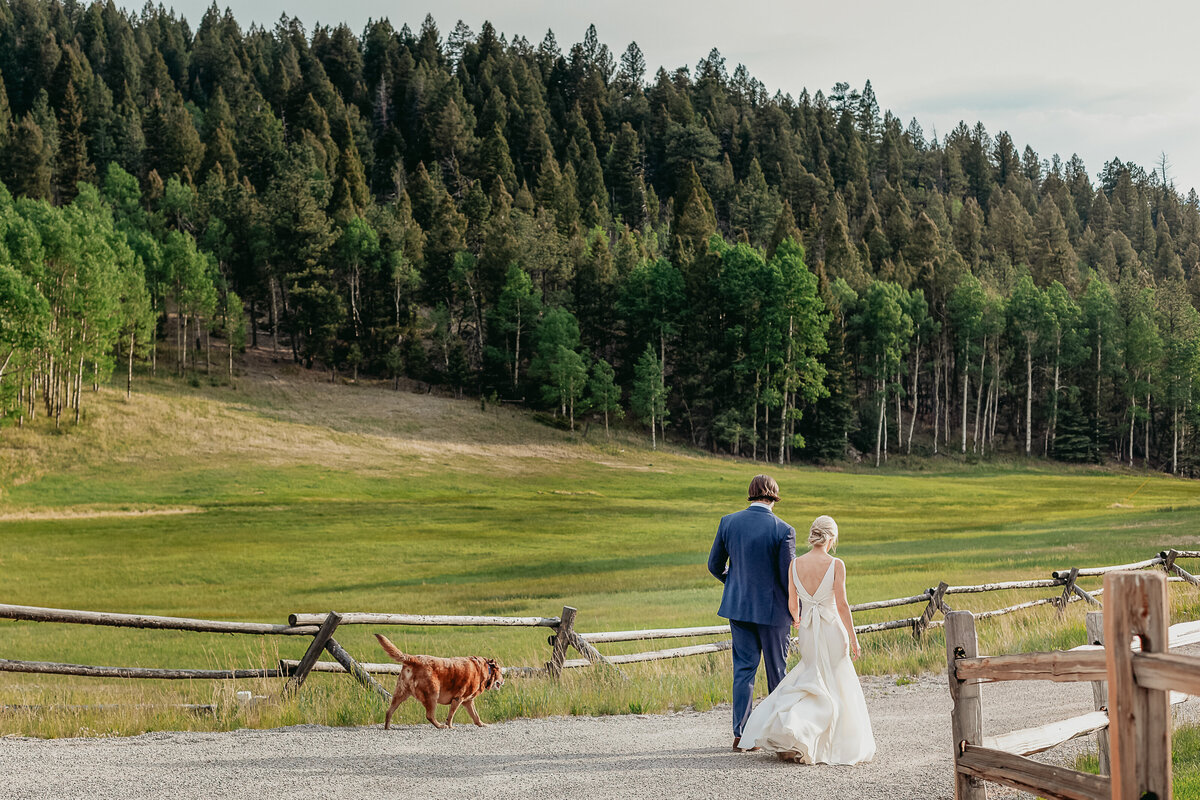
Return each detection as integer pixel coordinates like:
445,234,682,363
3,673,1195,800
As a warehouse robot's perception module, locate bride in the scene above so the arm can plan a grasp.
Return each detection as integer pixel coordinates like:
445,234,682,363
737,515,876,765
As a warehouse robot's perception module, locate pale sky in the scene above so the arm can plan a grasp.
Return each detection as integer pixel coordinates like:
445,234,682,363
127,0,1200,194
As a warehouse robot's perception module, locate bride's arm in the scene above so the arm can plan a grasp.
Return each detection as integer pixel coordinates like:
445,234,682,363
788,558,800,629
833,560,860,660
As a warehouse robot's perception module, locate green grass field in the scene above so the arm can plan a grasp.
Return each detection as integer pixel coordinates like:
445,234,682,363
2,356,1199,737
1073,721,1200,794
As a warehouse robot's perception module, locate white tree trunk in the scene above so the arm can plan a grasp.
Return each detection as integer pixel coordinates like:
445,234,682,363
973,336,986,453
1051,336,1061,446
875,380,885,467
907,340,921,454
1145,392,1151,468
1025,341,1033,456
127,332,134,399
961,365,969,454
1173,407,1179,474
932,353,940,455
512,307,521,388
1129,393,1137,466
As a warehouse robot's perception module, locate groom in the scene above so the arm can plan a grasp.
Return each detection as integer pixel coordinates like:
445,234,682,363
707,474,796,751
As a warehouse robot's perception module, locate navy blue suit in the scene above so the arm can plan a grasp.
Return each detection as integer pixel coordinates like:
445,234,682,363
708,504,796,737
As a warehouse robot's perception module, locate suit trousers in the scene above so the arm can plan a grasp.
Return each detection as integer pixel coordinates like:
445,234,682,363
729,618,791,737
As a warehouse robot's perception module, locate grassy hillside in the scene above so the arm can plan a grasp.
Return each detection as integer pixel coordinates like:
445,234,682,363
2,356,1199,737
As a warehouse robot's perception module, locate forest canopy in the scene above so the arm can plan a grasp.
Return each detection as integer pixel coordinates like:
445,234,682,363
1,1,1199,474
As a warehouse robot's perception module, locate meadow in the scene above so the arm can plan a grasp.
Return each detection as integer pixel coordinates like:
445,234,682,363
2,357,1199,737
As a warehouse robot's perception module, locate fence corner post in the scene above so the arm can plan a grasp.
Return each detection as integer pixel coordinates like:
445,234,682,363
283,611,342,694
1056,567,1079,615
1084,610,1110,776
1104,570,1170,800
914,582,949,640
546,606,577,679
945,610,986,800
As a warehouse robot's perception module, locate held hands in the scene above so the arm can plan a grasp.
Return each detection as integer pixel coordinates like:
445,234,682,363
792,616,800,631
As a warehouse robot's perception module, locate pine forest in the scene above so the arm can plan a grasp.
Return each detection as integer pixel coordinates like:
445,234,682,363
2,1,1200,475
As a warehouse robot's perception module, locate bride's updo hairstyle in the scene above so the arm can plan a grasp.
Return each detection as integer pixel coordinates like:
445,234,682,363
809,515,839,552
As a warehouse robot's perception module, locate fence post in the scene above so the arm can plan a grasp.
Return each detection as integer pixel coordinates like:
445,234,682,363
914,582,950,640
284,611,342,693
546,606,577,679
1084,611,1110,775
1104,571,1170,800
945,610,986,800
1055,567,1079,615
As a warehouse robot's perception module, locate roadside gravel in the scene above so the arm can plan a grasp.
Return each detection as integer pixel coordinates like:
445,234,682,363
3,672,1195,800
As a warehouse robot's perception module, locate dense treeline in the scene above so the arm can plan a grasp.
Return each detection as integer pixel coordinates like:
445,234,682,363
1,2,1199,473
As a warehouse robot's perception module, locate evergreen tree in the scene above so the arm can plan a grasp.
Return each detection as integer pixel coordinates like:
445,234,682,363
669,164,718,267
54,81,94,202
800,278,857,459
822,192,869,290
1031,200,1078,290
6,115,53,200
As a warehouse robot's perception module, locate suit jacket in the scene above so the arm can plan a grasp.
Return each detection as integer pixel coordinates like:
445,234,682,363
708,505,796,627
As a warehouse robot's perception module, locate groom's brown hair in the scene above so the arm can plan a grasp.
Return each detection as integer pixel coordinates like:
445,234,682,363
747,474,780,503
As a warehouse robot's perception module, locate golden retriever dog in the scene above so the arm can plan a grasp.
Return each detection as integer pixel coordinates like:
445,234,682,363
374,634,504,729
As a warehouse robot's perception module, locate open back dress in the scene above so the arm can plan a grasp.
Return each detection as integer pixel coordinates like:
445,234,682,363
737,558,876,765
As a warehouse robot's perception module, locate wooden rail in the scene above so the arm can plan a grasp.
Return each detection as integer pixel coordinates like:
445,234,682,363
0,603,320,635
578,625,730,643
287,612,560,627
955,651,1107,683
0,659,284,680
945,570,1197,800
956,744,1110,800
564,640,732,668
982,710,1110,757
3,549,1196,707
1051,557,1165,578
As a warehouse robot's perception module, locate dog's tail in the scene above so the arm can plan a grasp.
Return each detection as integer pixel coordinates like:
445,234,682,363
375,633,409,663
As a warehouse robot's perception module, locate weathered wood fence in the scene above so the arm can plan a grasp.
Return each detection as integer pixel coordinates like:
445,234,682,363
1,550,1196,701
946,570,1200,800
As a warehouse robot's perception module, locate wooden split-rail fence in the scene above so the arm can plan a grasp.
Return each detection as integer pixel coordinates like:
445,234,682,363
946,569,1200,800
1,550,1197,703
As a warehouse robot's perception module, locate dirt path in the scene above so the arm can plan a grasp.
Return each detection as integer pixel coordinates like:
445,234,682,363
8,671,1192,800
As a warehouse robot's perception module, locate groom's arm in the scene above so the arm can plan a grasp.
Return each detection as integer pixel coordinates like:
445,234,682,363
778,525,796,593
707,520,729,583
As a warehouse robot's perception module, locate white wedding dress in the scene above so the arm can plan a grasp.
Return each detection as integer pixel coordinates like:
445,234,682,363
737,558,876,764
